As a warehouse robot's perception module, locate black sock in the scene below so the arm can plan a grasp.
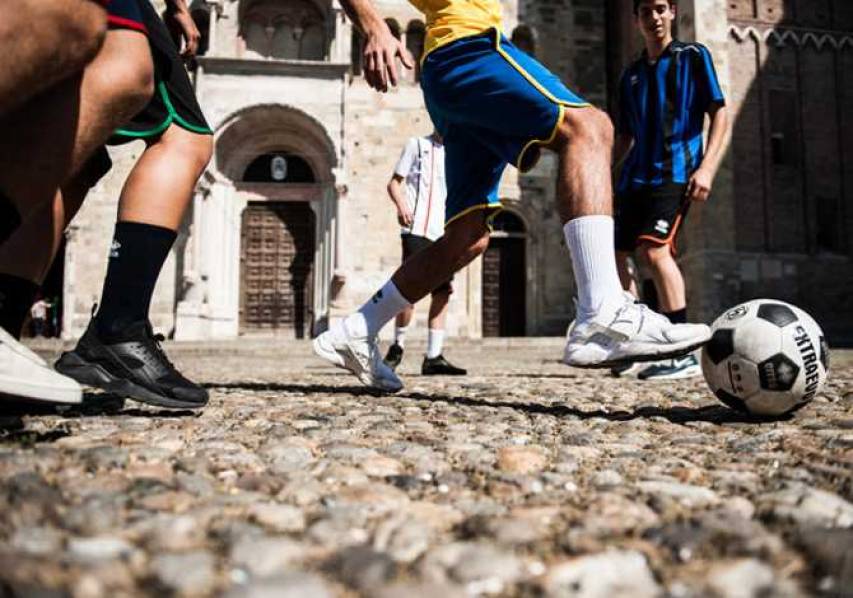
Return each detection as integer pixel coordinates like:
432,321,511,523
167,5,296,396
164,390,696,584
663,308,687,324
94,221,177,338
0,274,40,339
0,191,22,245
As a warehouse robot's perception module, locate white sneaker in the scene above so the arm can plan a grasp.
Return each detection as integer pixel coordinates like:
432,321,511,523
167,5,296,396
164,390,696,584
638,354,703,380
564,293,711,368
0,327,82,404
313,322,403,393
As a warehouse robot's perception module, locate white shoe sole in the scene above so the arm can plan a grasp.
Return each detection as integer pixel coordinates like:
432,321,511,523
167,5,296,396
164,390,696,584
0,373,82,404
312,334,402,393
312,334,345,368
565,332,711,369
639,367,703,381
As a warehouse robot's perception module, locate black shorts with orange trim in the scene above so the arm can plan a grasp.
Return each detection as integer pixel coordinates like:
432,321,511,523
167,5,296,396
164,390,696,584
401,234,453,295
105,0,147,34
614,183,691,254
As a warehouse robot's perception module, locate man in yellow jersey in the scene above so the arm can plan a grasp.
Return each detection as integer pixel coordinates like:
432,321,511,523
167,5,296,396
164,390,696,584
314,0,712,392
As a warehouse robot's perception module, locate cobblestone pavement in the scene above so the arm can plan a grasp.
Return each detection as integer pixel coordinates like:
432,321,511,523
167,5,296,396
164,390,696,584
1,339,851,597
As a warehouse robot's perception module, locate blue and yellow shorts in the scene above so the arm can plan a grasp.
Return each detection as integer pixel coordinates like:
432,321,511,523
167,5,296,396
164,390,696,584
421,28,590,226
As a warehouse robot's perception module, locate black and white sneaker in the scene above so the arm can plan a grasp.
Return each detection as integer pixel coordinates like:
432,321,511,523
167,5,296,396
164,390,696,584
421,355,467,376
55,320,208,409
384,343,404,371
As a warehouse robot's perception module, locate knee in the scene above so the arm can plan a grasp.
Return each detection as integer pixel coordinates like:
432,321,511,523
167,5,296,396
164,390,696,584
444,220,491,263
638,243,670,267
555,107,614,151
162,131,213,176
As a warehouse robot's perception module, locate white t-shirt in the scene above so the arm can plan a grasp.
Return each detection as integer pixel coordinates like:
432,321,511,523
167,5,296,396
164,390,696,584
394,136,447,241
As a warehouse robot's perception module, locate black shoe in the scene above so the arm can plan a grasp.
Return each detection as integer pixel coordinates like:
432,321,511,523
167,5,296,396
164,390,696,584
421,355,467,376
55,320,208,409
384,343,404,371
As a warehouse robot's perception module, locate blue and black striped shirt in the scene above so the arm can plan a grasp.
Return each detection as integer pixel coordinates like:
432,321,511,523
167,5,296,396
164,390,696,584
617,40,725,193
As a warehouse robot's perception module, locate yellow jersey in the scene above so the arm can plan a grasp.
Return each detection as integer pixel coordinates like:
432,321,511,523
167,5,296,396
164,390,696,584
408,0,504,58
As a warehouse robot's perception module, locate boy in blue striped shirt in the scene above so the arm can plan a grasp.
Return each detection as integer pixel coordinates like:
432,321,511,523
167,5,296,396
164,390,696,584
613,0,730,379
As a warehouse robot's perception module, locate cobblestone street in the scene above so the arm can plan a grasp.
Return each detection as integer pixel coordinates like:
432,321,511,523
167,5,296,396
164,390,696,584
1,339,851,597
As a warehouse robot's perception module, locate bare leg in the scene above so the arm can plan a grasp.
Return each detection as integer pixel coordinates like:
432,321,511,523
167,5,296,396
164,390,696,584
0,0,106,116
427,288,450,330
546,107,615,223
0,29,153,221
638,242,686,313
616,250,639,298
0,170,91,285
395,306,414,330
391,210,491,303
117,124,213,229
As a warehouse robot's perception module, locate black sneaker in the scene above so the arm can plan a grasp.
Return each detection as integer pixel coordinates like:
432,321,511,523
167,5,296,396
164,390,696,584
421,355,467,376
55,320,208,409
384,343,404,371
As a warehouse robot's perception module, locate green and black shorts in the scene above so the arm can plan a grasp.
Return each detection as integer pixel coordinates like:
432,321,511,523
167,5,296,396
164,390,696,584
84,0,212,188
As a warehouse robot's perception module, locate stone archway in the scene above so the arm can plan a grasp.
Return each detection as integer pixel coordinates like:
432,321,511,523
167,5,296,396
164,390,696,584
174,104,339,340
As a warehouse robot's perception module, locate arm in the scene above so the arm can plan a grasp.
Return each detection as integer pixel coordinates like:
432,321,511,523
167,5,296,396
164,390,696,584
686,103,730,203
387,175,413,227
164,0,200,58
339,0,414,92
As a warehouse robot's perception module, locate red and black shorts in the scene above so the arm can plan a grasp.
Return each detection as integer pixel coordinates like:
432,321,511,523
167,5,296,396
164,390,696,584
104,0,148,34
614,182,691,255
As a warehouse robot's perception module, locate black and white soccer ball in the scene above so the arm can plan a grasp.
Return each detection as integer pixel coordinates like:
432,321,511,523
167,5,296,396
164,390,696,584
701,299,829,417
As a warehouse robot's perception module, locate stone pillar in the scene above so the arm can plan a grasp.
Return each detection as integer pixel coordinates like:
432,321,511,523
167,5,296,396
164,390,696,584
676,0,738,323
174,180,243,339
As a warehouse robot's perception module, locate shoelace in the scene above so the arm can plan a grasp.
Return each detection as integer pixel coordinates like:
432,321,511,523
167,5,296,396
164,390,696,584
144,325,179,374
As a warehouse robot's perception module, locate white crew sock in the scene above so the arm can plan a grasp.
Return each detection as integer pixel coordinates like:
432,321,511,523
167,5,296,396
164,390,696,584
344,280,411,339
394,325,409,348
427,329,445,359
563,216,624,321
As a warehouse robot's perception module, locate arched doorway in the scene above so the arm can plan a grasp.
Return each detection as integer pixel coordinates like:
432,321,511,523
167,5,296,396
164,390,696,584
239,152,317,337
482,210,527,337
173,104,338,340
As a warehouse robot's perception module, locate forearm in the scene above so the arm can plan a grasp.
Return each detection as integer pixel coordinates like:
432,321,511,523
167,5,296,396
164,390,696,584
699,105,730,177
165,0,189,10
339,0,385,35
387,179,407,209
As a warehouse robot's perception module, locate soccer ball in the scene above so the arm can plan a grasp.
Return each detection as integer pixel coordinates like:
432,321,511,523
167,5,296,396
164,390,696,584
701,299,829,417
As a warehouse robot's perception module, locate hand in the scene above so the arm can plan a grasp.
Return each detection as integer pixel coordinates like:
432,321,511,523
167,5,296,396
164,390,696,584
686,167,713,202
165,6,201,58
397,207,414,228
363,26,414,92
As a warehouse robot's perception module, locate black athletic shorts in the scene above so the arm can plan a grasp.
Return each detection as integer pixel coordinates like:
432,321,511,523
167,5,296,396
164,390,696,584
111,0,211,143
402,234,453,295
614,182,691,254
105,0,147,34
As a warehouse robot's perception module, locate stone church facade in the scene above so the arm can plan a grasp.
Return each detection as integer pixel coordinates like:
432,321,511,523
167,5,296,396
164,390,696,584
55,0,853,344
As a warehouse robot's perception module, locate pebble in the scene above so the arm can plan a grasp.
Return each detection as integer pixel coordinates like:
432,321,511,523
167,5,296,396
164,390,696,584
496,445,549,474
542,550,661,597
248,503,306,533
150,550,217,595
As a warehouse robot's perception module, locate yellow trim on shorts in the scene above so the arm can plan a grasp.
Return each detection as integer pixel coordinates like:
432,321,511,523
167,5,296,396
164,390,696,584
445,202,503,228
516,104,565,172
490,28,592,172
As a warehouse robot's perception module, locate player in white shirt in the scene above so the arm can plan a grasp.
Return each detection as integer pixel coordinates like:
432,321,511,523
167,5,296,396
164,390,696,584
384,132,466,376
